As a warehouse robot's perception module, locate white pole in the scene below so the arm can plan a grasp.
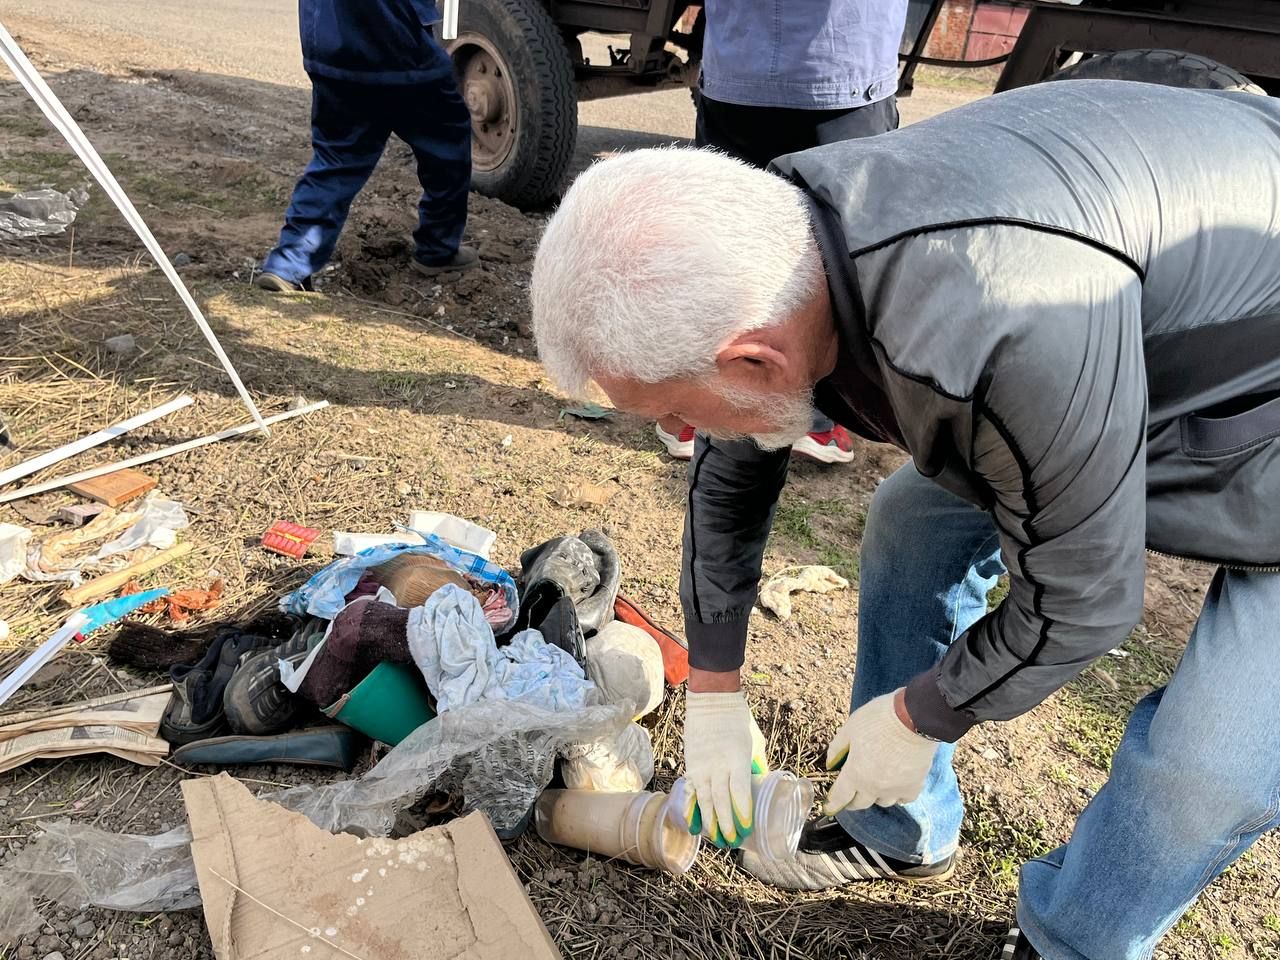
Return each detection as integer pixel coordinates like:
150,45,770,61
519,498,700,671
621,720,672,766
0,23,271,436
0,394,193,487
0,401,330,504
442,0,460,40
0,612,86,709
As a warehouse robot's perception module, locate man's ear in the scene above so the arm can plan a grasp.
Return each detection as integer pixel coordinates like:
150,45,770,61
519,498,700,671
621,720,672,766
715,332,791,391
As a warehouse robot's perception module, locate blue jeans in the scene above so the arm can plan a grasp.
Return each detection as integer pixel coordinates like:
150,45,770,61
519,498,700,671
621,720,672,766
262,73,471,284
840,464,1280,960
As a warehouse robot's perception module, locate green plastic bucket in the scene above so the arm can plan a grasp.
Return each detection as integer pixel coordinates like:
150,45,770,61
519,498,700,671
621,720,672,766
325,661,436,746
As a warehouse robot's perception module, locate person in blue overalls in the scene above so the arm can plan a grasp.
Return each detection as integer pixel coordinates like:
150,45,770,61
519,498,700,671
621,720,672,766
257,0,476,292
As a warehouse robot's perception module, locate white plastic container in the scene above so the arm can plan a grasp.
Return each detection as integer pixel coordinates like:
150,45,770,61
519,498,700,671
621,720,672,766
535,788,700,875
666,770,815,860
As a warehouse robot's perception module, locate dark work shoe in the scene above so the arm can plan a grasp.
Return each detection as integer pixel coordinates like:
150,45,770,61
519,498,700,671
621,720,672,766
223,622,323,736
1000,926,1043,959
410,245,480,277
737,816,956,891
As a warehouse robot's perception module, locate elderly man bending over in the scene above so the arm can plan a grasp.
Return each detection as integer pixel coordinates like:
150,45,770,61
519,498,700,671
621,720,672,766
530,80,1280,960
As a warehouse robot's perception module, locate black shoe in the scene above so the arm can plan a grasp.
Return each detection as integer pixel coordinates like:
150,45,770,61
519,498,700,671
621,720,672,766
161,627,280,745
254,271,315,292
1001,926,1043,960
170,724,363,771
222,621,324,736
505,579,585,664
737,816,957,891
411,246,480,277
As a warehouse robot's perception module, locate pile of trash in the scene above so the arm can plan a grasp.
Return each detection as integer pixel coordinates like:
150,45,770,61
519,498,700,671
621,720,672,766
0,507,695,945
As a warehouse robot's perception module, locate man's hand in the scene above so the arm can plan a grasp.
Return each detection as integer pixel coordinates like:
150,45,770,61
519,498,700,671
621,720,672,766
823,688,939,814
683,671,767,848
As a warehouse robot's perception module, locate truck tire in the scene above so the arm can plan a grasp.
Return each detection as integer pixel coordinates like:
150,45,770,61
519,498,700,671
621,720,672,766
448,0,577,209
1047,48,1265,94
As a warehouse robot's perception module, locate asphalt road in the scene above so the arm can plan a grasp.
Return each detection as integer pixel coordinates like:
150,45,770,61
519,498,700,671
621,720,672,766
1,1,981,175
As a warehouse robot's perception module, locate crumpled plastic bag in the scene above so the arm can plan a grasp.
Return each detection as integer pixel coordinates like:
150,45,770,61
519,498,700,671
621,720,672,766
0,699,629,939
584,621,665,719
561,721,655,792
408,585,595,714
0,186,89,240
281,534,518,632
278,696,628,836
758,565,849,621
94,497,189,560
0,522,32,584
0,822,198,940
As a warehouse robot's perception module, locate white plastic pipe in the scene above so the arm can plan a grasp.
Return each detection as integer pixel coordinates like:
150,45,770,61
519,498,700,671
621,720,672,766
0,394,193,488
0,611,86,709
0,401,330,503
0,23,269,435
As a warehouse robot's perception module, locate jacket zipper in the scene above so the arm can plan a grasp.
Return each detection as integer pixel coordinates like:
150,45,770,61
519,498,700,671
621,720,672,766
1145,547,1280,574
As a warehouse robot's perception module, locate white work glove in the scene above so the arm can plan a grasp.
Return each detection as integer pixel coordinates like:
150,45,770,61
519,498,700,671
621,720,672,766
824,689,939,814
681,690,769,848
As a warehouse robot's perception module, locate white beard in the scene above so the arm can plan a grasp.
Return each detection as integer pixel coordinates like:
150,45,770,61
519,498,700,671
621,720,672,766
708,383,817,451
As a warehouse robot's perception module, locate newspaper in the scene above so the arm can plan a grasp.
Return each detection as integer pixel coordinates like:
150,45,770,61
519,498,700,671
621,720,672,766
0,690,170,772
0,691,168,741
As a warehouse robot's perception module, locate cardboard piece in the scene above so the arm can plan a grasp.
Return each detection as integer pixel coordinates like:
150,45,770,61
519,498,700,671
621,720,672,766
68,468,156,507
183,774,562,960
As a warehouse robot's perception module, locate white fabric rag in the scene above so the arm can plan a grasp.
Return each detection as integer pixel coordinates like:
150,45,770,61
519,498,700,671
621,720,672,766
407,583,595,714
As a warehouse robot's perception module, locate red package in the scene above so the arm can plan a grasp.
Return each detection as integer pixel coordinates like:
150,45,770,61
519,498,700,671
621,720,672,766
262,520,321,559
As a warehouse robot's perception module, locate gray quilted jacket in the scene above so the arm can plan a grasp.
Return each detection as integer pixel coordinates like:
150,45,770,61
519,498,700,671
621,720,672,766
681,81,1280,740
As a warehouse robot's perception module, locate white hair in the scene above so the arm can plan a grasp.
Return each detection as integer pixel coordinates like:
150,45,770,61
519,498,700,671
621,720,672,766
531,147,824,395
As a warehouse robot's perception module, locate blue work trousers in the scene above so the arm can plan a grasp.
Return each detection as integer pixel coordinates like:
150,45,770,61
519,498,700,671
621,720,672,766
263,72,471,283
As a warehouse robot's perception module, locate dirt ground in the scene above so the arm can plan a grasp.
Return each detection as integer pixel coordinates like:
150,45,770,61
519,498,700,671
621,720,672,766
0,28,1277,960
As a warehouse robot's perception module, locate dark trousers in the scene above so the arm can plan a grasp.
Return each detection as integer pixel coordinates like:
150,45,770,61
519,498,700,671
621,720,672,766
263,72,471,284
695,92,899,431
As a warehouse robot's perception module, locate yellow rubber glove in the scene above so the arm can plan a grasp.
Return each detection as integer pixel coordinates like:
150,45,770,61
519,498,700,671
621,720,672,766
824,690,938,814
682,690,763,848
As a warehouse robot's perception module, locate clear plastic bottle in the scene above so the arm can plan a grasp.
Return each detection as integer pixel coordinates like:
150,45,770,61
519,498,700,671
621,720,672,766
666,770,815,859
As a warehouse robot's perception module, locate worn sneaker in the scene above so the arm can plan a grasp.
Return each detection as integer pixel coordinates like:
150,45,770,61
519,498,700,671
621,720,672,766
737,816,956,891
791,425,857,464
655,421,696,460
1000,926,1043,959
223,619,325,736
254,272,315,293
411,245,480,277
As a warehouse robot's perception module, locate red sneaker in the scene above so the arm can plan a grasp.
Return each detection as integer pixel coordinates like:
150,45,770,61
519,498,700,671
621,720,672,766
792,425,857,464
656,421,696,460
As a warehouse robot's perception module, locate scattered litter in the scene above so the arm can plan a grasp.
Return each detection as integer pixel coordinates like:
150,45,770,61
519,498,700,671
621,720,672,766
332,530,420,557
0,522,32,585
584,621,665,719
282,537,517,626
0,620,8,642
94,497,190,560
122,578,223,623
0,690,169,773
501,434,513,447
758,565,849,620
184,775,561,960
103,333,137,355
0,185,88,239
536,788,698,876
406,510,496,558
0,589,167,708
68,467,157,507
561,721,655,793
57,502,105,527
547,480,618,510
26,507,138,585
614,594,689,686
0,821,200,940
558,402,614,421
408,585,593,713
0,401,331,505
518,530,620,635
262,520,321,559
61,542,193,606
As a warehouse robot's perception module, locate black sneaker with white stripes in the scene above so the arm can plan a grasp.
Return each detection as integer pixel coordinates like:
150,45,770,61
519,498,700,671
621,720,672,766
1000,926,1043,959
736,816,956,891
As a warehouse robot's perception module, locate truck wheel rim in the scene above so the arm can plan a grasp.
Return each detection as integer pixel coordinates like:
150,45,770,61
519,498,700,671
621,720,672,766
450,35,518,172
